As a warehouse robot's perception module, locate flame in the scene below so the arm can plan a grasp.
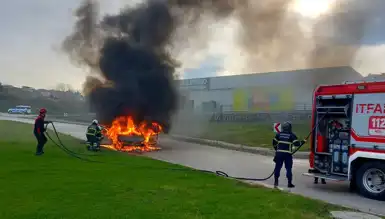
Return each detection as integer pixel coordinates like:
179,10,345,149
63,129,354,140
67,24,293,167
101,116,162,152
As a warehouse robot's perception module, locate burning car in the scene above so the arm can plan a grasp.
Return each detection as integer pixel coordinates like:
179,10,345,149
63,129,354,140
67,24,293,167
101,116,163,152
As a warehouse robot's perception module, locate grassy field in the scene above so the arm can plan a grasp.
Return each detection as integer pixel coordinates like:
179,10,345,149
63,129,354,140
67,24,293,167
0,120,342,219
199,122,312,151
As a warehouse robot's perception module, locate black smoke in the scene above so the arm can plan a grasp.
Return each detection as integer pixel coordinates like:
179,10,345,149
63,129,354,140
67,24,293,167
62,0,238,130
63,0,381,130
63,1,180,129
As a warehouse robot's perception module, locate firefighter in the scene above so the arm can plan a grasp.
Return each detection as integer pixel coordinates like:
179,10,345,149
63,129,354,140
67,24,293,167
314,177,326,184
272,121,306,188
311,151,326,184
34,108,51,155
86,120,103,151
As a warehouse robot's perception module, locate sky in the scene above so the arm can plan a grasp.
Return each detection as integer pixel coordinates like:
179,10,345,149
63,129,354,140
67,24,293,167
0,0,129,90
1,0,385,90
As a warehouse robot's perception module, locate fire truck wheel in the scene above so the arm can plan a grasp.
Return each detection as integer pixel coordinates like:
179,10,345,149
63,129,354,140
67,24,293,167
355,161,385,201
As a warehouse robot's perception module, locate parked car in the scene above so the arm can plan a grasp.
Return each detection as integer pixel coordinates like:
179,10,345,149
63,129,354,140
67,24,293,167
7,105,32,114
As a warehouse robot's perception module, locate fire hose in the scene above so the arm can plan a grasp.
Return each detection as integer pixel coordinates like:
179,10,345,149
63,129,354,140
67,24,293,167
44,111,328,181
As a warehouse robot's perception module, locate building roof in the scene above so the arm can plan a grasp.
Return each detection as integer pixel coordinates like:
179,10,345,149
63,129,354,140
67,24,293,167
179,66,364,90
364,73,385,80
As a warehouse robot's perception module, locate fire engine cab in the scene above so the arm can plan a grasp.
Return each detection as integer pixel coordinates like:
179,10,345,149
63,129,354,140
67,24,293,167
303,80,385,201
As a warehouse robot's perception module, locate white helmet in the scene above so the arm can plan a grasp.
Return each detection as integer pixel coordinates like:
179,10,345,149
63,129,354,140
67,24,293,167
92,119,99,125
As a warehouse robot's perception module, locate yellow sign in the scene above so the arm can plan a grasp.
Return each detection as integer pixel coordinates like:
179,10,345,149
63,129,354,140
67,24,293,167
233,89,248,111
232,86,294,112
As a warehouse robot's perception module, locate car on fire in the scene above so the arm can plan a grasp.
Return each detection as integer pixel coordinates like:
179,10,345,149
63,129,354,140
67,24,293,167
100,116,163,152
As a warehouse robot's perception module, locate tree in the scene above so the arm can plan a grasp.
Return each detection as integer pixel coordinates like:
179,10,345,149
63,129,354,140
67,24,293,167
65,84,74,92
55,83,74,92
56,83,67,92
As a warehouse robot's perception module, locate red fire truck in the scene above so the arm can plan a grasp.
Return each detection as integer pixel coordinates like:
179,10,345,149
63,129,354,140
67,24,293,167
303,80,385,201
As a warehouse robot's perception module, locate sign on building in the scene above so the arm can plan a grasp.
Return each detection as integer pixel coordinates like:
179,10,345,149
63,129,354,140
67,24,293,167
179,78,210,90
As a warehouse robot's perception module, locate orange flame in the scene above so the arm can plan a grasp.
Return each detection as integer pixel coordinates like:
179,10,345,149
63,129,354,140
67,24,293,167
102,116,162,152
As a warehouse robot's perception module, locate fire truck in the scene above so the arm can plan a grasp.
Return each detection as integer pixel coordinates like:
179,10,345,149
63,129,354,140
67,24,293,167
303,80,385,201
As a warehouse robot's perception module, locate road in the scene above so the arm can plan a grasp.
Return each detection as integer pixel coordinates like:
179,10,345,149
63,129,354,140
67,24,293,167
1,114,384,216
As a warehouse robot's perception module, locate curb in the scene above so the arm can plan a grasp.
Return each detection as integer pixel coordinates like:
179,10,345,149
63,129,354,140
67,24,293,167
51,119,88,126
168,134,310,159
330,211,382,219
1,114,90,126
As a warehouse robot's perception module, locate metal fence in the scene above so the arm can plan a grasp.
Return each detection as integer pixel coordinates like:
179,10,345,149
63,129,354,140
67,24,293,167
210,112,311,123
219,103,312,113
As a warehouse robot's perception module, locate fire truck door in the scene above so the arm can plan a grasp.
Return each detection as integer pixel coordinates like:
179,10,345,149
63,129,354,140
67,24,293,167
350,93,385,150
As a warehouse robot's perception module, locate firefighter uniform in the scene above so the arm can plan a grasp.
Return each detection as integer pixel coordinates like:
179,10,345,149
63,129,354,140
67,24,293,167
33,108,51,155
272,122,306,188
86,120,103,151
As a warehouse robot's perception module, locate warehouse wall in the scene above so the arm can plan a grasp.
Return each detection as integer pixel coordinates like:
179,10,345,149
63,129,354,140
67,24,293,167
178,66,363,112
186,86,312,112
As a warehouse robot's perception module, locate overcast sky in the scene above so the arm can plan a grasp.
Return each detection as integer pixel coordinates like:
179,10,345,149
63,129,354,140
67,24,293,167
1,0,385,90
0,0,127,90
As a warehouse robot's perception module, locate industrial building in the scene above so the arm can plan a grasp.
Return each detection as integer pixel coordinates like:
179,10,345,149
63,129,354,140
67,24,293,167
177,66,363,113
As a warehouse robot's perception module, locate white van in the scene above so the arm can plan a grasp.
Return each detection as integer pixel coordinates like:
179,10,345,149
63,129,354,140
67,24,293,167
8,105,32,114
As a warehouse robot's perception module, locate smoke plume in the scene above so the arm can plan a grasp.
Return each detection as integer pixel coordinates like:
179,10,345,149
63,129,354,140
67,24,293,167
236,0,383,75
62,0,241,127
62,0,381,130
309,0,385,84
235,0,305,72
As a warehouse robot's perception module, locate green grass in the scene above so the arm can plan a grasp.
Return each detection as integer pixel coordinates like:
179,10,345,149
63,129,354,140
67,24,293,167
0,120,340,219
199,122,311,151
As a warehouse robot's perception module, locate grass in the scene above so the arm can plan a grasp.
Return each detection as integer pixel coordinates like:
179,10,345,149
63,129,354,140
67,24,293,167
199,122,311,151
0,120,342,219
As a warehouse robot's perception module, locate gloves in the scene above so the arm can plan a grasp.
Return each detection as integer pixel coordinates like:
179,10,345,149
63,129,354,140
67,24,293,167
273,155,277,163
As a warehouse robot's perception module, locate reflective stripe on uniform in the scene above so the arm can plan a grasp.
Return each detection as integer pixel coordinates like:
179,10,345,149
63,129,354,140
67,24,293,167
87,128,97,136
277,141,293,153
273,138,279,146
277,140,292,145
277,149,292,153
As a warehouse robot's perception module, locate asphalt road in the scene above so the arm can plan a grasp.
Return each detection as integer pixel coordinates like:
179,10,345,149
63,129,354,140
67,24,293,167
1,114,384,216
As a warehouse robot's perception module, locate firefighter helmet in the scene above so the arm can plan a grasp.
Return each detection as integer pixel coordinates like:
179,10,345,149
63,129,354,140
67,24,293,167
39,108,47,114
92,119,99,125
282,121,292,132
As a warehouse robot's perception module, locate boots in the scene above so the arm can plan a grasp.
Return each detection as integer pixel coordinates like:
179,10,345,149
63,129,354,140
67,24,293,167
274,179,279,188
314,178,326,184
288,180,295,188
